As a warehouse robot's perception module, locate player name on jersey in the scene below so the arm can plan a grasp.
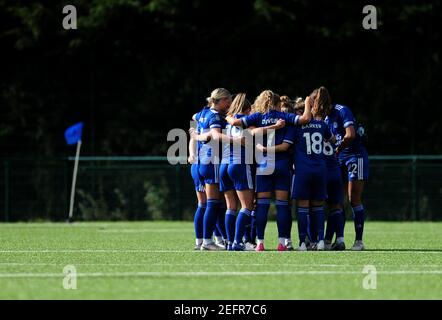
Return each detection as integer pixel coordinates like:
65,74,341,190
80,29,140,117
302,123,322,129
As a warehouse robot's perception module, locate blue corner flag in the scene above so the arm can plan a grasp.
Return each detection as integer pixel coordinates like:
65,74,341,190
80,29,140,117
65,122,84,145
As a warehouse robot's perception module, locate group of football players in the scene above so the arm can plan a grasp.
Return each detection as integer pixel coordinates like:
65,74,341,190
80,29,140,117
188,87,368,252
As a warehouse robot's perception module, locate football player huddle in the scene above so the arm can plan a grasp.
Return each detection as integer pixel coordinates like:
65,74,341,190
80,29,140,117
188,87,368,252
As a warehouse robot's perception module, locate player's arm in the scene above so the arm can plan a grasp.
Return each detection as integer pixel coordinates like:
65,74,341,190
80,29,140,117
335,107,356,155
227,113,260,128
326,135,337,144
188,136,197,164
189,127,211,142
336,126,355,154
297,96,312,124
256,142,291,153
249,119,285,135
284,97,311,125
225,116,243,127
211,128,245,146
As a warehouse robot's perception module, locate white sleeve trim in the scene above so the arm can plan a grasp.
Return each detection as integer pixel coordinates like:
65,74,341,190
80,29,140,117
343,121,354,128
283,139,294,145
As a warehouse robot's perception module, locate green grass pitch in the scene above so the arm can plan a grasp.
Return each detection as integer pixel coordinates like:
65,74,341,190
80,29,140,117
0,221,441,299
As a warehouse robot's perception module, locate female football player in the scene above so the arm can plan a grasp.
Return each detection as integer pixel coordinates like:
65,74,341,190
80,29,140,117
189,104,210,250
318,87,368,251
227,90,311,251
190,102,228,249
221,94,285,251
259,94,332,251
195,88,232,251
310,88,346,250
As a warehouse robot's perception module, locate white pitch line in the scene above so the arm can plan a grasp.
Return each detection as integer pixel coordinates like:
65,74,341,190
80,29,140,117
0,263,343,267
0,270,442,278
97,229,193,233
0,249,441,254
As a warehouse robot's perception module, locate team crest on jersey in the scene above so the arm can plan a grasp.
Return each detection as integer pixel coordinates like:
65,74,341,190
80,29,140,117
333,122,338,129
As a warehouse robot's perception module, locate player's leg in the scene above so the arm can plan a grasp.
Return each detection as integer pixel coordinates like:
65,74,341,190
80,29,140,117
219,163,236,250
194,191,206,250
346,154,369,251
233,189,254,250
254,169,272,251
199,164,224,251
274,160,292,251
230,164,254,251
310,170,327,251
246,167,258,249
296,200,310,251
275,190,290,251
307,208,318,250
255,193,271,251
292,171,311,251
245,197,258,250
223,190,238,250
311,200,325,250
215,195,228,247
349,180,365,250
325,167,346,250
191,163,206,250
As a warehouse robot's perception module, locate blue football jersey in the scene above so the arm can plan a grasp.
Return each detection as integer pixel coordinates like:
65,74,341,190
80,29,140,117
241,110,300,162
198,108,226,163
286,119,332,170
326,104,367,158
194,105,210,161
222,114,248,164
323,117,340,170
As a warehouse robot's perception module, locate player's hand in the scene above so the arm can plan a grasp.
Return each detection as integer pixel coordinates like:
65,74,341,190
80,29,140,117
226,115,235,125
305,96,312,107
274,119,286,129
188,127,196,136
188,155,197,164
256,143,266,152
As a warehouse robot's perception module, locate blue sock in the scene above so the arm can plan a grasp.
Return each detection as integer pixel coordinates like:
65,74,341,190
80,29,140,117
214,226,222,237
225,209,237,244
256,199,271,240
352,205,365,241
306,213,312,242
276,200,291,238
194,202,206,239
244,220,252,243
325,209,339,241
250,210,257,243
203,199,219,240
308,211,318,242
297,207,309,244
336,209,345,239
312,206,325,241
216,201,227,240
234,208,251,244
288,205,293,239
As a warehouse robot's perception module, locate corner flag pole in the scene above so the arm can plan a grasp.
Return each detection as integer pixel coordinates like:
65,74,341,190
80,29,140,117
68,140,82,221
